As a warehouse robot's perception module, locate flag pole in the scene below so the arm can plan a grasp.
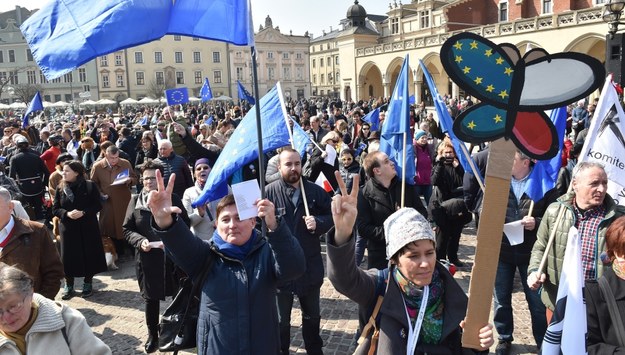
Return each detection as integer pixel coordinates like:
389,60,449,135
250,45,267,236
458,141,485,192
401,131,407,208
282,114,311,217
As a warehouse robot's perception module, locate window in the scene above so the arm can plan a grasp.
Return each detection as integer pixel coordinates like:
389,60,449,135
116,74,124,87
283,52,289,59
193,51,201,63
0,72,7,84
0,51,3,63
312,59,316,68
391,18,399,34
192,37,199,41
135,52,143,63
194,71,202,84
155,72,164,85
26,49,33,62
212,52,221,63
313,74,316,84
174,35,181,41
296,67,303,80
102,74,110,88
236,51,242,58
335,56,339,65
283,67,290,80
64,73,73,83
44,95,51,102
79,68,87,82
100,55,108,66
320,58,324,67
115,53,122,66
336,71,340,81
136,72,145,85
267,52,274,59
54,94,61,102
499,1,508,22
154,52,163,63
175,52,183,63
420,10,430,28
10,71,18,85
268,67,274,80
176,71,184,84
65,94,72,102
39,70,46,83
83,85,90,92
27,70,36,84
542,0,552,13
51,77,60,84
321,74,325,84
213,70,222,83
296,52,302,60
236,67,244,81
8,50,15,63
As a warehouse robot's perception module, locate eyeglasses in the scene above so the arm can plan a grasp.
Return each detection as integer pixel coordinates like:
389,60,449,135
195,166,210,171
0,295,28,317
142,176,157,181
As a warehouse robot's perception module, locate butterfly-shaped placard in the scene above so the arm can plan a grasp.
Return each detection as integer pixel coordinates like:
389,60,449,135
440,32,605,160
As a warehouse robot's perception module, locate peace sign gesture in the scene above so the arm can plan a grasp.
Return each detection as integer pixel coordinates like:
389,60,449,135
332,171,359,246
147,170,182,229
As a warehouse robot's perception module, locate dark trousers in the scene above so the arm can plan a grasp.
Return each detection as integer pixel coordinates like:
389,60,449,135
65,275,93,286
277,288,323,355
145,298,160,333
24,193,44,220
436,224,463,261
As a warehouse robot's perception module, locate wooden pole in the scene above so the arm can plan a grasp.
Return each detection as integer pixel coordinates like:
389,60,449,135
461,138,517,348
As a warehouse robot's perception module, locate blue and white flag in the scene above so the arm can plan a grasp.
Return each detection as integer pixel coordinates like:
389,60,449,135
139,116,149,126
200,78,213,102
165,87,189,106
525,107,566,202
237,80,255,105
193,83,290,207
542,227,587,355
22,91,43,129
362,108,380,131
111,169,130,186
291,119,311,157
380,54,415,185
206,115,214,126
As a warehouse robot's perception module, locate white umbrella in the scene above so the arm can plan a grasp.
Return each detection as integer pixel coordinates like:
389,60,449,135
0,103,10,109
213,95,232,101
42,101,53,108
96,99,117,105
9,101,26,109
120,98,139,105
79,100,97,106
50,101,70,107
189,96,201,102
138,97,158,105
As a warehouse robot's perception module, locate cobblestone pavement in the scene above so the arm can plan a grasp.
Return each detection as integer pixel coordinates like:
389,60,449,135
57,223,539,354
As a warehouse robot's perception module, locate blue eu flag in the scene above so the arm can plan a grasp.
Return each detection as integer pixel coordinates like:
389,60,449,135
380,54,415,185
290,119,310,157
362,108,380,131
193,84,290,207
22,91,43,129
165,88,189,106
200,78,213,102
237,81,255,105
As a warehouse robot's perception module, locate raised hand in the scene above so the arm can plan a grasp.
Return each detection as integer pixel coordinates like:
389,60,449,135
332,170,359,246
147,170,182,229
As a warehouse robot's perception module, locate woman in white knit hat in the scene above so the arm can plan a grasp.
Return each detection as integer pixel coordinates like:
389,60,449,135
326,171,494,355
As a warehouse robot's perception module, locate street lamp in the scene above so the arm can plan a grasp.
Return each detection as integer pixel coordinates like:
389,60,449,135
603,0,625,39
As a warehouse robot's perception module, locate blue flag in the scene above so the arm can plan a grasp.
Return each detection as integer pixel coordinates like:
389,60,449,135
168,0,254,46
237,81,255,105
380,54,415,185
291,119,310,157
418,59,483,184
525,107,567,202
22,91,43,129
362,107,380,131
20,0,254,80
206,115,214,126
193,84,290,207
200,78,213,102
165,87,189,106
139,116,148,126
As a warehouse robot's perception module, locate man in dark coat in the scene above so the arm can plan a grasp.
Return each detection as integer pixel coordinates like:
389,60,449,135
265,148,333,355
9,135,50,220
154,139,193,198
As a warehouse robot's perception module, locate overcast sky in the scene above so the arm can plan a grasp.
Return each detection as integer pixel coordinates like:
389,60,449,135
0,0,390,39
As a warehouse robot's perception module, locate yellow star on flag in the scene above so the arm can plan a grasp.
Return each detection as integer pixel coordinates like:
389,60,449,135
454,41,463,50
467,121,477,130
470,40,478,49
493,114,502,123
463,66,471,74
484,49,493,57
474,77,483,84
504,67,514,76
455,55,463,63
498,90,508,99
486,85,495,92
495,57,504,65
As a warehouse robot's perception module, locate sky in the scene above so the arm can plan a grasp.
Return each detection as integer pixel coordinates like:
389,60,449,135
0,0,390,39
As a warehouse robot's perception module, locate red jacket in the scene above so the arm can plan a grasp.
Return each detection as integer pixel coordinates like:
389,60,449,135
40,146,61,174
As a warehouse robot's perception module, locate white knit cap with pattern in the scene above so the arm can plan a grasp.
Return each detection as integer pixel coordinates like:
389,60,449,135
384,207,435,260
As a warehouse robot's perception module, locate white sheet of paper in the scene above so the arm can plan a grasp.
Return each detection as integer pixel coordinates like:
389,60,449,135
148,241,164,249
324,144,337,165
503,220,524,246
110,177,130,186
232,180,261,220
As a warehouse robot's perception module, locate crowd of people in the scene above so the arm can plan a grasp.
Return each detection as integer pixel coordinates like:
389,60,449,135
0,92,619,355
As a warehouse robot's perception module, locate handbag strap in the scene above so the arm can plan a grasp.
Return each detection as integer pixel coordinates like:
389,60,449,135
175,252,215,339
598,276,625,347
